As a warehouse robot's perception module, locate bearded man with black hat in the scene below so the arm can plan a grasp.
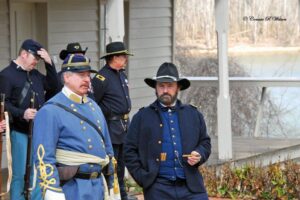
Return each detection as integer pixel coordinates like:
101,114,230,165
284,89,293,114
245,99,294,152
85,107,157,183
33,54,114,200
124,62,211,200
91,41,135,200
0,39,59,200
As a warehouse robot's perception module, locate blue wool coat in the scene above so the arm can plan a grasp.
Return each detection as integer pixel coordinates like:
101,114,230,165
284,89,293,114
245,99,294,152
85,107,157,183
33,92,114,200
124,100,211,193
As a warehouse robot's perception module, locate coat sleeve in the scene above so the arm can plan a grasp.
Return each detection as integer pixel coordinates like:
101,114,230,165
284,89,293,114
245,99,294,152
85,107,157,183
0,74,25,118
123,113,149,187
194,111,211,166
94,102,115,188
91,73,110,116
43,62,59,100
33,105,64,195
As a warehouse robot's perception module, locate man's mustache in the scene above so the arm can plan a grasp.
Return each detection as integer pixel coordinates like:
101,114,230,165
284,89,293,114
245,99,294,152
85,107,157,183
161,93,171,98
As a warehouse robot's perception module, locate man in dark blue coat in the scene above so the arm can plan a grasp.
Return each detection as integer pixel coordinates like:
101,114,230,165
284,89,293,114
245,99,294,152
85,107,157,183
91,41,135,200
0,39,59,200
124,62,211,200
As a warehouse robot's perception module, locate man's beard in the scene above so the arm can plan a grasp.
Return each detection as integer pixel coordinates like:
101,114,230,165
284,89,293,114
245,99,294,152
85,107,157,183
156,91,178,106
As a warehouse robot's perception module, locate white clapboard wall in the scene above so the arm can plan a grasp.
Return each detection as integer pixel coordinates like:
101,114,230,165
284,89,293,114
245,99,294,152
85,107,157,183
48,0,101,71
0,0,10,70
128,0,174,115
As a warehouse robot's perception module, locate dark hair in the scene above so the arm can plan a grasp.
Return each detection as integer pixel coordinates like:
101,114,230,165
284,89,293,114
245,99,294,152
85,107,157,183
105,55,114,63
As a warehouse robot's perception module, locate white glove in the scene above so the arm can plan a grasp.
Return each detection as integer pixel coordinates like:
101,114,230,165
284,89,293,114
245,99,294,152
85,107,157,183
44,189,66,200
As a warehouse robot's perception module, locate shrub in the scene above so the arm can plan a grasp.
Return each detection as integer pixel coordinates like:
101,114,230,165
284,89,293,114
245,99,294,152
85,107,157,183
200,160,300,199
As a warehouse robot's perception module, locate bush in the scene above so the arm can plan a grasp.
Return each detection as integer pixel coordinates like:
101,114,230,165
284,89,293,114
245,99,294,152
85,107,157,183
200,160,300,199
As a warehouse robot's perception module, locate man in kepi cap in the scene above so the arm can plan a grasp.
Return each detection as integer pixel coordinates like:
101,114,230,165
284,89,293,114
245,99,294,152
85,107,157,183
57,42,88,90
0,39,59,200
124,62,211,200
33,54,115,200
92,41,135,200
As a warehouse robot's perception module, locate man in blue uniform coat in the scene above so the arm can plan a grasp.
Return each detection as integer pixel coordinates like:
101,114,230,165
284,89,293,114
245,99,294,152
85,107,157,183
124,62,211,200
57,42,88,89
33,54,114,200
92,42,135,200
0,39,59,200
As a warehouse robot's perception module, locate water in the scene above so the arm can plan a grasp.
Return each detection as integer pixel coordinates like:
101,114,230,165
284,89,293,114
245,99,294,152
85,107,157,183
231,51,300,138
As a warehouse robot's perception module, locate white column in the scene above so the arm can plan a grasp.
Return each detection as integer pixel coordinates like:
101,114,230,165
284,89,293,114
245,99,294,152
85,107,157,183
215,0,232,160
106,0,125,42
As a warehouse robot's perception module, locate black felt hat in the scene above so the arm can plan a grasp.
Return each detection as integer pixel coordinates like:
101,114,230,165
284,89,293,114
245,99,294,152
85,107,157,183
61,54,97,73
100,41,133,59
59,42,88,60
144,62,190,90
21,39,43,58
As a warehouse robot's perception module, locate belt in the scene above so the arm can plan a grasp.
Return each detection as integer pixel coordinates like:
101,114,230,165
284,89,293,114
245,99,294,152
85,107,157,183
156,177,186,186
108,114,129,121
74,171,101,179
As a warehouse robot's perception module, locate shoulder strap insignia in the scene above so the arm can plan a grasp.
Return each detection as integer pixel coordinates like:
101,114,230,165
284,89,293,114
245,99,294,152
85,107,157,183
189,103,198,109
96,74,105,81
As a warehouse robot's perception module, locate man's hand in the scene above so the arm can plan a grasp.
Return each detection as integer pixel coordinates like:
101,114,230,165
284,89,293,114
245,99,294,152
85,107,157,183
186,151,201,166
37,48,52,65
23,108,37,121
0,120,6,132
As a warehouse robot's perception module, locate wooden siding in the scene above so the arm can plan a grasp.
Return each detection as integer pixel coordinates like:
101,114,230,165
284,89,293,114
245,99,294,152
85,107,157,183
0,0,9,168
0,0,10,69
48,0,100,71
128,0,173,115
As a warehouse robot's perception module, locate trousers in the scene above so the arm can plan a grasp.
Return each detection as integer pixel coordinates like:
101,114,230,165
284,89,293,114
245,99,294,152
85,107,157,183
10,130,42,200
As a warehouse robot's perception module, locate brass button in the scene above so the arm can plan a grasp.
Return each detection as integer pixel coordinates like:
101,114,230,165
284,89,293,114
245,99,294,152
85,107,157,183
87,138,92,142
97,120,100,124
160,124,163,127
71,104,75,107
156,158,159,162
88,145,93,149
82,126,86,131
73,109,77,112
98,126,102,130
80,121,84,125
158,141,161,144
90,164,94,168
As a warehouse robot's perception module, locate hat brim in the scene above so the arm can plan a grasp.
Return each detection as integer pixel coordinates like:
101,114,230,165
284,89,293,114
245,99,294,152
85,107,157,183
27,49,42,59
59,49,87,60
144,77,190,90
100,51,134,59
61,67,97,74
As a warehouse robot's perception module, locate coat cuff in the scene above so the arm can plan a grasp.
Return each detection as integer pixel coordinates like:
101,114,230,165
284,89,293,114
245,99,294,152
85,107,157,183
44,189,66,200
